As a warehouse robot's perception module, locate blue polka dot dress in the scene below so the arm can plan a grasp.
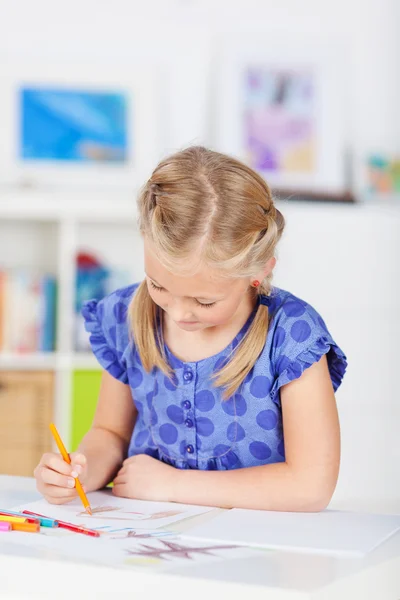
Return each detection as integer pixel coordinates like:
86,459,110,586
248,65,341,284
82,284,347,470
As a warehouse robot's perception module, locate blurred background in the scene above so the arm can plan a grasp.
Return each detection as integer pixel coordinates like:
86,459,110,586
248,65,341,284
0,0,399,508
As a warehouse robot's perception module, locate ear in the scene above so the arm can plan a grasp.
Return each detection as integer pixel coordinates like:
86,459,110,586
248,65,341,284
257,257,276,281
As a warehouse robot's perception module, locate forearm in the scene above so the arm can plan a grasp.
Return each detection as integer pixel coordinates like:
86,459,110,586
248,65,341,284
172,462,334,512
78,427,127,492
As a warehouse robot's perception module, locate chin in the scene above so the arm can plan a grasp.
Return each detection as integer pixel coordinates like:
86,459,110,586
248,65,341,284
176,321,205,331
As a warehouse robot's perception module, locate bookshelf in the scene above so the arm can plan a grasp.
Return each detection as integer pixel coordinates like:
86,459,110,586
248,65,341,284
0,189,144,453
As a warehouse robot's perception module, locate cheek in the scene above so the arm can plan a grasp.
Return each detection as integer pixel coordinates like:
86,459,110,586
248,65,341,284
147,286,166,308
199,301,239,325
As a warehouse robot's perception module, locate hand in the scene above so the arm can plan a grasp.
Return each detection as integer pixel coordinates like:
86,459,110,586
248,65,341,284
113,454,177,502
34,452,88,505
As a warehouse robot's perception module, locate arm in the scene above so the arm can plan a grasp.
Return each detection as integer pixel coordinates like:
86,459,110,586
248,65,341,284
171,355,340,511
116,355,340,511
79,370,137,492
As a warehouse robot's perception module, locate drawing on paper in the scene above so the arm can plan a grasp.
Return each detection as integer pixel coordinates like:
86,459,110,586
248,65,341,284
77,505,183,522
125,540,239,561
244,67,316,175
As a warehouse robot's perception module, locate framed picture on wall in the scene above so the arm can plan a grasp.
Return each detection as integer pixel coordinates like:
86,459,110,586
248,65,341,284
214,37,350,198
0,62,160,190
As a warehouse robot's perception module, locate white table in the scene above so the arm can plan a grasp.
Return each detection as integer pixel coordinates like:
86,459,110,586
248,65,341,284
0,476,399,600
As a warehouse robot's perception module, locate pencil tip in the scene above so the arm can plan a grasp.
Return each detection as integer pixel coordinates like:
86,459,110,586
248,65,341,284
86,507,92,516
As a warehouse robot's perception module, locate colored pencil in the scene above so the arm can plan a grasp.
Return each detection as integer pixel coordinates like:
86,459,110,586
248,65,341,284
0,515,27,524
19,511,58,527
49,422,92,515
0,522,11,532
0,510,43,526
11,522,40,533
22,510,100,538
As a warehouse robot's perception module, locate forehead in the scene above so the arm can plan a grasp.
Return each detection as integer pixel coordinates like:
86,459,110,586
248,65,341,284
144,240,241,296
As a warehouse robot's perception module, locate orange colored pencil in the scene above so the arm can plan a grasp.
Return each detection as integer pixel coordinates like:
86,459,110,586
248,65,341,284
49,423,92,515
11,522,40,533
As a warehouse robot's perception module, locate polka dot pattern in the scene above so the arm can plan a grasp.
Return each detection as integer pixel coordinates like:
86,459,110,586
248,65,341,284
114,302,127,324
256,410,278,430
291,320,311,343
197,417,214,437
135,430,149,447
164,373,178,391
213,356,229,372
227,422,246,442
166,405,184,425
159,424,178,445
82,284,347,472
195,390,215,412
282,300,306,318
250,376,271,398
222,394,247,417
274,326,286,347
128,367,143,389
249,441,272,460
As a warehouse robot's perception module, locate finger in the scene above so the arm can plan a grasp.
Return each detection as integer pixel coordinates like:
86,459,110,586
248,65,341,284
70,453,87,476
112,483,126,497
44,485,78,501
113,474,127,485
40,467,76,489
46,491,78,505
40,453,73,476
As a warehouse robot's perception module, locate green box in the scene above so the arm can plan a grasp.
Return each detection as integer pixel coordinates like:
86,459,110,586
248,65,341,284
71,370,102,451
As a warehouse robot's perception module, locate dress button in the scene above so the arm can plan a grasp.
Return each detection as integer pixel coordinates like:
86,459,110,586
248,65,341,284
186,444,194,454
182,400,191,410
183,370,193,382
185,418,193,428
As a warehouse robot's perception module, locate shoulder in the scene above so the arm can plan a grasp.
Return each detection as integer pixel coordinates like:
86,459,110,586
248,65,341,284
262,287,347,400
268,287,325,344
81,283,140,376
81,282,140,330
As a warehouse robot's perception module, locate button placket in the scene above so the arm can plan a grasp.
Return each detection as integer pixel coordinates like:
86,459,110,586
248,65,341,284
181,364,197,461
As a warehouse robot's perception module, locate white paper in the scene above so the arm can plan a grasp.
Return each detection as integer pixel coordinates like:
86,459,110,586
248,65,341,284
4,530,265,571
185,508,400,557
14,490,214,532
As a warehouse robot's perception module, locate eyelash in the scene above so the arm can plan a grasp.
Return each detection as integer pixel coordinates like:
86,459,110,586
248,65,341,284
149,280,216,308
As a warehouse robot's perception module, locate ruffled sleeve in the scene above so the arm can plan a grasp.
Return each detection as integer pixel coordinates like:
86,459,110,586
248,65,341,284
81,291,131,383
269,295,347,405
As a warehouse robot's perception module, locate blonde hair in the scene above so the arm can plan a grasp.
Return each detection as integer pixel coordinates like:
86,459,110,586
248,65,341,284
129,146,285,397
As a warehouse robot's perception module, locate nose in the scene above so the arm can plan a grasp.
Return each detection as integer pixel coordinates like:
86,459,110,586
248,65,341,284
167,296,195,322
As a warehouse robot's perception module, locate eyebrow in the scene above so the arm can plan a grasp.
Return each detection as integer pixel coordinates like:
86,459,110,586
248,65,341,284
146,274,224,302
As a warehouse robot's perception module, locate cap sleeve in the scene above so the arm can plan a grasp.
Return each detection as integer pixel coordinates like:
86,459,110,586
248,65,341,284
269,298,347,405
81,293,129,383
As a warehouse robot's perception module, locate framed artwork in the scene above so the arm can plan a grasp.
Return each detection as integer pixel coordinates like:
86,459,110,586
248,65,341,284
214,37,349,196
0,63,160,190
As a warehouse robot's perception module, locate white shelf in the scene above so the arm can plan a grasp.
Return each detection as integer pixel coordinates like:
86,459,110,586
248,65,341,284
0,189,138,222
0,352,100,371
0,352,58,370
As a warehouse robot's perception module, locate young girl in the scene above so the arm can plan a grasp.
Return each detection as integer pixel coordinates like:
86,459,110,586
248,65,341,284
35,146,347,512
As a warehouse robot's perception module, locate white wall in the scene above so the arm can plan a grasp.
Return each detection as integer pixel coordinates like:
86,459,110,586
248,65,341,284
1,0,399,183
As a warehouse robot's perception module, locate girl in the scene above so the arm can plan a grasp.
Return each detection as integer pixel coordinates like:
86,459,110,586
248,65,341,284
35,146,347,512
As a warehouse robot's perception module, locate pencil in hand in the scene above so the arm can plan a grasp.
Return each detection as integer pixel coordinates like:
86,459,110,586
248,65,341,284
49,423,92,515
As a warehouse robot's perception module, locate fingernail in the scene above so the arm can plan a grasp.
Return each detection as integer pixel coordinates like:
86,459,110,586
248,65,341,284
72,465,82,476
67,478,75,488
71,471,78,478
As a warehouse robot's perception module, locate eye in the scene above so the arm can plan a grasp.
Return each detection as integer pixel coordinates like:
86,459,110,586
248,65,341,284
149,280,164,292
195,300,216,308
